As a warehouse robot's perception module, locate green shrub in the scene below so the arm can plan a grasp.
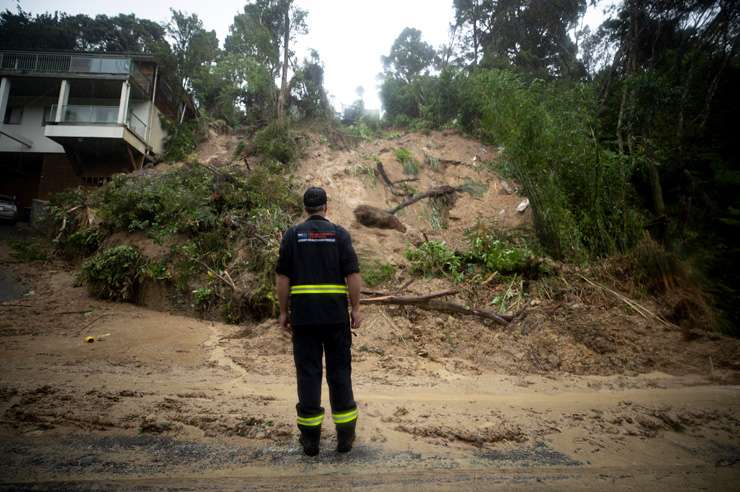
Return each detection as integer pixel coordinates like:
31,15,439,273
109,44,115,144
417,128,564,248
254,123,299,164
94,165,217,235
361,259,396,287
80,245,143,301
53,156,303,323
192,286,216,312
61,228,104,258
405,240,463,281
162,118,203,162
395,147,419,176
8,239,49,262
466,231,536,274
459,69,643,259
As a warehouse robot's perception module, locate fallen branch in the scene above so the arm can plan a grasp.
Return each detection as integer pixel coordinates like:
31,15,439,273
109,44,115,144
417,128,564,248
204,164,241,184
375,162,407,196
424,300,513,326
53,205,82,243
361,289,458,304
361,290,511,326
426,155,465,166
397,278,415,293
577,274,674,328
387,186,464,215
195,258,238,291
77,313,113,335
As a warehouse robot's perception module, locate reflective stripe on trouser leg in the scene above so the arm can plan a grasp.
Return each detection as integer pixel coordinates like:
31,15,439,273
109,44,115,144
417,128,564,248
332,408,358,425
297,412,324,427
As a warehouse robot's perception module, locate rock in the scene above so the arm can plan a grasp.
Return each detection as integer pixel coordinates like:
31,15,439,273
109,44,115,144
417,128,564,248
500,180,514,195
516,198,530,213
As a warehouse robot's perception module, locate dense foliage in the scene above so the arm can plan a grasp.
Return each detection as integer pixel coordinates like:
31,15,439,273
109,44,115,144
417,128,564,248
378,0,739,330
50,163,302,321
80,245,144,302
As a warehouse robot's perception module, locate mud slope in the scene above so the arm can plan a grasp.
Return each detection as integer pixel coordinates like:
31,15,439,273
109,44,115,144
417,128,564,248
295,130,530,262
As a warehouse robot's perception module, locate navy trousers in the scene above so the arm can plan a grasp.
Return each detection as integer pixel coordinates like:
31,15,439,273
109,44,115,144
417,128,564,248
292,323,356,421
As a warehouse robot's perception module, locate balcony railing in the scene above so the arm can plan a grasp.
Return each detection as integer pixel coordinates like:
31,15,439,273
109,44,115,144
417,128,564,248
0,52,130,75
50,104,119,124
49,104,148,141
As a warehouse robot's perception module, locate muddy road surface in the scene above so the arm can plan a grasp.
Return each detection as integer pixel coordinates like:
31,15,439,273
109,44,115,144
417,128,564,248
1,247,739,491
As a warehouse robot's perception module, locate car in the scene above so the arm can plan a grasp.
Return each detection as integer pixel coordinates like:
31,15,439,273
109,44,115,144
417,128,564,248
0,194,19,224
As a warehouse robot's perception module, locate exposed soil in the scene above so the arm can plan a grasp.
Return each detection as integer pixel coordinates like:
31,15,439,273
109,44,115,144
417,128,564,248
1,130,739,490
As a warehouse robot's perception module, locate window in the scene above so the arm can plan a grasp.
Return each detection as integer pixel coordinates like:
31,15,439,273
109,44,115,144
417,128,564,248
3,106,23,125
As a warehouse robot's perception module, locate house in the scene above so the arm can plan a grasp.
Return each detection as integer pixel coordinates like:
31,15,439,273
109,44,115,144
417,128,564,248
0,50,195,218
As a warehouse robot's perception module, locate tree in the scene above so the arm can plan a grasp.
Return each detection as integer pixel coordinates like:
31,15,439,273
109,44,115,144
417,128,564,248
452,0,494,67
289,50,331,119
225,0,306,124
0,8,173,57
453,0,586,78
379,28,437,121
167,10,218,93
382,27,436,83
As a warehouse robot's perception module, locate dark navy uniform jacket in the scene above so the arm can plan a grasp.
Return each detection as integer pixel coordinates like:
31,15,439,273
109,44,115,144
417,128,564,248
275,215,359,327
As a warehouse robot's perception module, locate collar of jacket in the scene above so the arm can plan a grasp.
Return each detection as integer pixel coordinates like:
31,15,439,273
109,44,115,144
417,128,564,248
306,215,329,222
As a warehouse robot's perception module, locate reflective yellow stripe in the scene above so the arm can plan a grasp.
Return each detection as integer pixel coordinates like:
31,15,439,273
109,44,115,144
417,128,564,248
332,408,358,424
291,284,347,290
292,290,347,295
291,284,348,295
297,414,324,427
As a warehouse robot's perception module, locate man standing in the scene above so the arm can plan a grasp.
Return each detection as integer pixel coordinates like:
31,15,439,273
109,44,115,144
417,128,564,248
275,187,362,456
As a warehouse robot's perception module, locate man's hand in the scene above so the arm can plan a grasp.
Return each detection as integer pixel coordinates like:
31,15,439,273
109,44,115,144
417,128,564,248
351,307,362,330
346,273,362,331
279,311,291,332
276,274,291,333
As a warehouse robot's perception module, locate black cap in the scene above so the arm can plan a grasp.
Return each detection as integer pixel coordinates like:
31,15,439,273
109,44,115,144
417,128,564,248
303,187,327,208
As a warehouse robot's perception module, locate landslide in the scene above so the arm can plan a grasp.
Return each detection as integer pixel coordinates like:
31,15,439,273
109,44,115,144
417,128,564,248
41,125,740,379
235,127,740,379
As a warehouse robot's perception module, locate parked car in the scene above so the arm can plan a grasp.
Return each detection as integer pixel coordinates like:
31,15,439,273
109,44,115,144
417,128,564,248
0,195,19,224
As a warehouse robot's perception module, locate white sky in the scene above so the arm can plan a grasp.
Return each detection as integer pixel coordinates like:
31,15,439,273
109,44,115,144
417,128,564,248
4,0,613,111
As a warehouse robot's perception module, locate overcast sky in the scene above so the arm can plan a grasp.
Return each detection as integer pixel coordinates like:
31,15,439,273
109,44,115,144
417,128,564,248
3,0,612,110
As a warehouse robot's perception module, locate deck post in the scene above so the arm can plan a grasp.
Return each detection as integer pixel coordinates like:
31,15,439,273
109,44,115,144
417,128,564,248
55,80,69,123
117,80,131,125
0,78,10,123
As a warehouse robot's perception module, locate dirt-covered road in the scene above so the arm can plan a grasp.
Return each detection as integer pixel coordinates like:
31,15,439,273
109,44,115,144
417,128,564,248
1,248,739,490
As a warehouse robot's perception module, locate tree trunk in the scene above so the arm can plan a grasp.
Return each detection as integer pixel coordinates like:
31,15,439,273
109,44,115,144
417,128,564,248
646,160,666,219
276,1,291,125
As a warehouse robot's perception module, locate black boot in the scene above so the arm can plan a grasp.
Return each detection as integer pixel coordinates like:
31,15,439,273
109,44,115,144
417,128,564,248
336,421,356,453
299,425,321,456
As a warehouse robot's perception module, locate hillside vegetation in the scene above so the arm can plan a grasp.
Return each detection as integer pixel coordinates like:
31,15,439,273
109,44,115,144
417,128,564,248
2,0,737,332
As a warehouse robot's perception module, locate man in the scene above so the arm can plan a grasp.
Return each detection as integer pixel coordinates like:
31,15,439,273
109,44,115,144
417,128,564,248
275,186,362,456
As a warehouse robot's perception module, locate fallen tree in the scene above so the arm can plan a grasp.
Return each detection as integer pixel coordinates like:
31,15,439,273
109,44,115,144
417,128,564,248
361,289,512,326
387,185,463,214
375,162,407,197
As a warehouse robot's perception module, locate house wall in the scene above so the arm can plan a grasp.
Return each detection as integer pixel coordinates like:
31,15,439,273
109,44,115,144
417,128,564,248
150,105,167,155
0,98,65,154
129,100,167,155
